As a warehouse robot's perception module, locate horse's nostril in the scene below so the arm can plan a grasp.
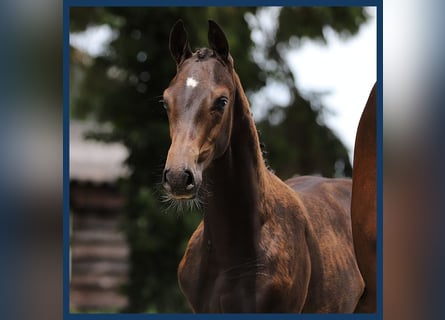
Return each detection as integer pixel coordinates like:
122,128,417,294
184,169,195,188
163,169,170,184
163,168,196,195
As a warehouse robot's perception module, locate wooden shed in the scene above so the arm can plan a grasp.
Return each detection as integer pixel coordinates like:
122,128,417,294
70,120,129,312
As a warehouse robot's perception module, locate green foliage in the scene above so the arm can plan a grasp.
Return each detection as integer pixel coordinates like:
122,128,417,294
257,90,352,179
275,7,368,45
119,181,200,312
70,7,368,312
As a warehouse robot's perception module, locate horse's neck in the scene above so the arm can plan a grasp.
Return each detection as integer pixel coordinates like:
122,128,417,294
202,73,267,264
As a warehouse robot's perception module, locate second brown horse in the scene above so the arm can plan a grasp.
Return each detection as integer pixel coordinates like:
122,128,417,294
162,20,364,313
351,83,377,313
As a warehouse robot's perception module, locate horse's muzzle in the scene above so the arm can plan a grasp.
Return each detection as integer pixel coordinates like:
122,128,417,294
162,167,198,199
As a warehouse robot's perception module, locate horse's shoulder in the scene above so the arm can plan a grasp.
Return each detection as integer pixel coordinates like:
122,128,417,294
183,220,204,255
178,221,204,306
179,221,204,271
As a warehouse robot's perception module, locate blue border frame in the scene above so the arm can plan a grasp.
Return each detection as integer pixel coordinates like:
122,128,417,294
63,0,71,318
376,3,383,319
66,0,378,6
63,1,383,319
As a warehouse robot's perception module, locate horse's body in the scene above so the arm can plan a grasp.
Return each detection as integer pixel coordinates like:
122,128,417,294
162,20,364,313
351,83,377,313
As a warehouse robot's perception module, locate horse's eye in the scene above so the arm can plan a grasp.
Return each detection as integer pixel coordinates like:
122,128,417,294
213,96,228,112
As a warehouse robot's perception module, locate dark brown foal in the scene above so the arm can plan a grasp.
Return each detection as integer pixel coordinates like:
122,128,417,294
162,20,364,313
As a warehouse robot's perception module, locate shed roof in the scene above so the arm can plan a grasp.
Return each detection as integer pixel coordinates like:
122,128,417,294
70,120,129,183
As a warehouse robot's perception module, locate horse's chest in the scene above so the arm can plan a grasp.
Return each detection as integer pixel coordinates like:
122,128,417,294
178,247,262,312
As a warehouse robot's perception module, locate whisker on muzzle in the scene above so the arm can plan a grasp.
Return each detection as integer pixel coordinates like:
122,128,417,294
157,177,211,214
160,191,204,213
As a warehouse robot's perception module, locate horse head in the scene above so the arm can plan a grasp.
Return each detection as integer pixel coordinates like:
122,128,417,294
162,20,236,201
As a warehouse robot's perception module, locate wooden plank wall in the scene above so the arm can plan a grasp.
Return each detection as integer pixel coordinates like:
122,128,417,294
70,181,129,312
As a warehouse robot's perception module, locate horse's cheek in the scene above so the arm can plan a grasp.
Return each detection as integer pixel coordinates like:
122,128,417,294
213,121,231,159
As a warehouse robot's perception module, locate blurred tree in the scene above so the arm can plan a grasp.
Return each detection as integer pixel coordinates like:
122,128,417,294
70,7,369,312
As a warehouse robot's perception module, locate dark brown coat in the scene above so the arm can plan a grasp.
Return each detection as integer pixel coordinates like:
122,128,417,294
163,20,364,313
351,83,377,313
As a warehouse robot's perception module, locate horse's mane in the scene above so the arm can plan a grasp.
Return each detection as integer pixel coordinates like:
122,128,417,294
259,140,273,173
194,48,215,61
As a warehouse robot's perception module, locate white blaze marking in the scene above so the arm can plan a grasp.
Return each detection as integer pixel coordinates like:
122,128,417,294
186,77,198,88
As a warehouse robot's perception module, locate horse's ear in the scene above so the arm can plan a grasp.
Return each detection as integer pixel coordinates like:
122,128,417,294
169,19,192,65
208,20,229,62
